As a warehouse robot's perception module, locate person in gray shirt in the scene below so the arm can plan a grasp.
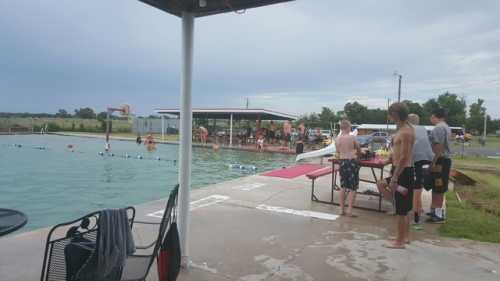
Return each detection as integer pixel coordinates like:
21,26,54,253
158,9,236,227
408,114,434,225
427,108,452,224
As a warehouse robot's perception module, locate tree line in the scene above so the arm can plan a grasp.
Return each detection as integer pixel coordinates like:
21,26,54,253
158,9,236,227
297,92,500,135
0,108,133,120
0,107,130,132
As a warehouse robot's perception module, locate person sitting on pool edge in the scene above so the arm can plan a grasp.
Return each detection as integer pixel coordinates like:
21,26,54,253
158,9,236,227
335,119,361,217
256,134,265,152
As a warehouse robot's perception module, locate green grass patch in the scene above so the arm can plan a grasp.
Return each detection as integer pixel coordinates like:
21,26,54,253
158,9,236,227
0,117,131,133
439,170,500,243
455,171,500,215
439,191,500,243
452,135,500,148
451,155,500,170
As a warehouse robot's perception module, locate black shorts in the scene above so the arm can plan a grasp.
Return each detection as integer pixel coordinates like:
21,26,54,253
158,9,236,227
431,157,451,194
414,160,431,189
268,131,275,139
389,167,415,216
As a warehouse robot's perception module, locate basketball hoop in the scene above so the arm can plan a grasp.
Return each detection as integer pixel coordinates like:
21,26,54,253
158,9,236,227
120,104,130,116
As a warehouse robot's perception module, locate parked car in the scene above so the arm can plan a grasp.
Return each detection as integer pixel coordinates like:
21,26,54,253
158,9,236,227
369,131,390,142
305,128,321,143
355,135,373,148
320,130,332,138
216,130,227,137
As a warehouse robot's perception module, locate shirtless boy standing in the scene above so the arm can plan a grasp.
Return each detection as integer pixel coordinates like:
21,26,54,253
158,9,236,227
382,102,416,249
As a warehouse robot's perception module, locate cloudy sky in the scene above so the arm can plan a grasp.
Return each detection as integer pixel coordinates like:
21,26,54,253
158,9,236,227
1,0,500,117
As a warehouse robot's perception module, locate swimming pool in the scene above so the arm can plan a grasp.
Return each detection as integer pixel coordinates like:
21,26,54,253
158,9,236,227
0,135,294,232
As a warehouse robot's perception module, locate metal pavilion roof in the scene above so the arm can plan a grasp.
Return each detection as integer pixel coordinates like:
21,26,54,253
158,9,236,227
357,124,463,132
155,108,298,120
139,0,293,17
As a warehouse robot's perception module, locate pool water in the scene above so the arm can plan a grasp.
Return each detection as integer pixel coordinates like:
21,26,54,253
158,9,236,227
0,135,294,232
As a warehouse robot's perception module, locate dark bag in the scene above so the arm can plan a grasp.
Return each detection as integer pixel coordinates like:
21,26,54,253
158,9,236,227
422,164,433,191
424,160,447,192
157,222,181,281
64,227,96,281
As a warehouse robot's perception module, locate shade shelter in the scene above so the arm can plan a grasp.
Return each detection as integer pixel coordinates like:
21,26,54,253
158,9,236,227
138,0,294,265
156,108,298,145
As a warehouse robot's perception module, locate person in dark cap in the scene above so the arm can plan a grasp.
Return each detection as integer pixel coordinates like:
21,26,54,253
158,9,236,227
426,108,452,224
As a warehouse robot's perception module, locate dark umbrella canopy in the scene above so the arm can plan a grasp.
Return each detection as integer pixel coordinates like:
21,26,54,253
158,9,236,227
139,0,293,17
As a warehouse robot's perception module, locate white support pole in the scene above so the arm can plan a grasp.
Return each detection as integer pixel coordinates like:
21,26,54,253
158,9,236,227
161,115,165,141
483,109,487,141
178,11,194,267
105,110,111,149
229,113,233,146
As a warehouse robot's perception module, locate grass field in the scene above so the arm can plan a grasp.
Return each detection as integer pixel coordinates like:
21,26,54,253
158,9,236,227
452,135,500,149
439,168,500,243
451,155,500,170
0,117,131,133
439,192,500,243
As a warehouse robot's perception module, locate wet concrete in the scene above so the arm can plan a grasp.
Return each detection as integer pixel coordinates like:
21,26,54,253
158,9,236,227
1,171,499,281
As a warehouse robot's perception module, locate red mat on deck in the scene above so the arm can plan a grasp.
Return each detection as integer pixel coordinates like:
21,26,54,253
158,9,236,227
261,164,323,179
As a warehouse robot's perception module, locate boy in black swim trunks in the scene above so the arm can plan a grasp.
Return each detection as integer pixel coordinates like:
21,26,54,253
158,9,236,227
379,102,415,249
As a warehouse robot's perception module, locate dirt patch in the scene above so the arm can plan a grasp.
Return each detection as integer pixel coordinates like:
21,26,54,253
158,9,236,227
456,186,500,217
451,169,477,185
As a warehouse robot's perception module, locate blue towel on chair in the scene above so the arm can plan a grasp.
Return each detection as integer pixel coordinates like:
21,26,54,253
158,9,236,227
95,208,135,280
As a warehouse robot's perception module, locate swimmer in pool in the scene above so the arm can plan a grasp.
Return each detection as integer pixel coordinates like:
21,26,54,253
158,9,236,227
199,126,208,144
145,134,156,151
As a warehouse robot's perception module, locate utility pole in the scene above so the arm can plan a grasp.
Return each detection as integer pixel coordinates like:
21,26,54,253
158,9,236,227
393,72,403,102
386,98,390,131
246,97,249,109
397,74,402,102
483,109,487,143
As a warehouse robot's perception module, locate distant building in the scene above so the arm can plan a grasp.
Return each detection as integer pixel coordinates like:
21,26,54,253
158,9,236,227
132,118,179,134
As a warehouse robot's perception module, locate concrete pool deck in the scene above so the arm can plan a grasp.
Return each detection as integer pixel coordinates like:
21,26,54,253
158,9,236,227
1,172,499,281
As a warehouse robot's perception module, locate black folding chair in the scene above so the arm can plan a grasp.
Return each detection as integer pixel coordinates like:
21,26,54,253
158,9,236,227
40,185,179,281
121,185,179,281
